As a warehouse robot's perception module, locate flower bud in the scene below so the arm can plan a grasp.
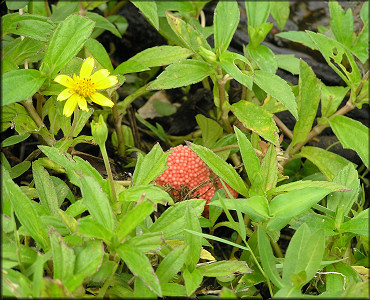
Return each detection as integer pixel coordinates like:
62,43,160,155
91,114,108,148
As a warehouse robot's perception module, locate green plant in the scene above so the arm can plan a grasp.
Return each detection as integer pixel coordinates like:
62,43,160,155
2,0,369,298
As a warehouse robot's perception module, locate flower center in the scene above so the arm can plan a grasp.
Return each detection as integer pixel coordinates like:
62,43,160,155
75,77,95,97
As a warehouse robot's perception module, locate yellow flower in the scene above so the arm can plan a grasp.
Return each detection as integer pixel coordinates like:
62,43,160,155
54,57,118,117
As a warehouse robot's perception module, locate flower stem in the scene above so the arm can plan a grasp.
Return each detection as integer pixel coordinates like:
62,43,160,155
112,93,125,156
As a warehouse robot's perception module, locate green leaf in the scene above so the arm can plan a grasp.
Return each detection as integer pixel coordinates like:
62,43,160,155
247,44,277,74
282,224,325,287
117,245,162,297
132,143,168,186
32,161,59,216
128,45,193,68
268,180,350,196
4,37,44,66
291,60,321,146
254,70,298,119
84,38,114,73
275,54,300,75
3,168,49,250
290,213,337,237
189,143,249,197
257,227,285,288
320,85,349,118
5,1,29,10
196,114,223,148
40,15,95,78
329,1,353,48
306,31,361,87
245,1,270,28
340,209,369,236
183,267,203,296
1,133,30,147
77,217,112,242
166,12,211,53
74,240,104,276
218,51,253,90
131,1,159,30
9,161,31,179
153,100,177,116
2,69,46,105
2,13,55,42
269,187,332,219
329,115,369,168
184,201,202,271
124,232,164,254
156,245,189,284
161,283,187,297
214,1,240,55
260,144,278,191
197,260,251,277
119,185,173,205
147,60,214,90
86,12,121,38
115,200,154,242
270,1,290,30
231,100,280,145
276,31,317,50
50,229,75,285
327,164,360,221
79,175,114,233
296,146,354,181
234,127,264,194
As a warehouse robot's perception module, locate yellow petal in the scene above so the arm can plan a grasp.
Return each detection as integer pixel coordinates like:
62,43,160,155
54,75,75,88
63,93,79,117
77,95,88,112
90,92,114,107
80,57,94,78
90,69,110,84
57,88,74,101
94,76,118,89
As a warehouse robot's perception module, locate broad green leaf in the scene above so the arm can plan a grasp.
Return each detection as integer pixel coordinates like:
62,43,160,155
306,31,361,87
247,44,277,74
269,187,332,219
117,245,162,297
119,185,174,205
219,51,253,90
161,283,187,297
2,13,55,42
184,201,202,271
329,115,369,168
320,85,349,118
260,144,278,191
183,267,203,296
32,161,59,216
282,224,325,287
86,12,121,38
84,38,114,73
4,37,44,66
3,168,49,250
5,1,29,10
114,60,150,75
351,2,368,63
166,12,211,53
149,199,204,238
156,245,189,284
214,1,240,55
329,1,353,48
274,285,303,297
50,229,75,284
134,277,156,298
1,133,30,147
276,31,317,50
290,213,337,237
115,200,154,242
79,175,114,233
77,217,112,242
196,114,223,148
296,146,354,181
245,1,270,28
153,100,177,116
40,15,95,78
128,45,193,68
257,227,285,288
267,180,350,196
2,243,38,266
234,127,264,194
254,70,298,119
147,60,214,90
340,209,369,236
270,1,290,30
74,240,104,276
189,143,249,197
2,69,46,105
327,164,360,227
275,54,300,75
231,100,280,145
124,232,164,254
291,60,321,146
131,1,159,30
49,1,79,22
197,260,251,277
9,161,31,179
132,143,168,186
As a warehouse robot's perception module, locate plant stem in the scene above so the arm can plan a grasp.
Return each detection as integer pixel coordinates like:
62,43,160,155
112,93,125,156
101,144,118,204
